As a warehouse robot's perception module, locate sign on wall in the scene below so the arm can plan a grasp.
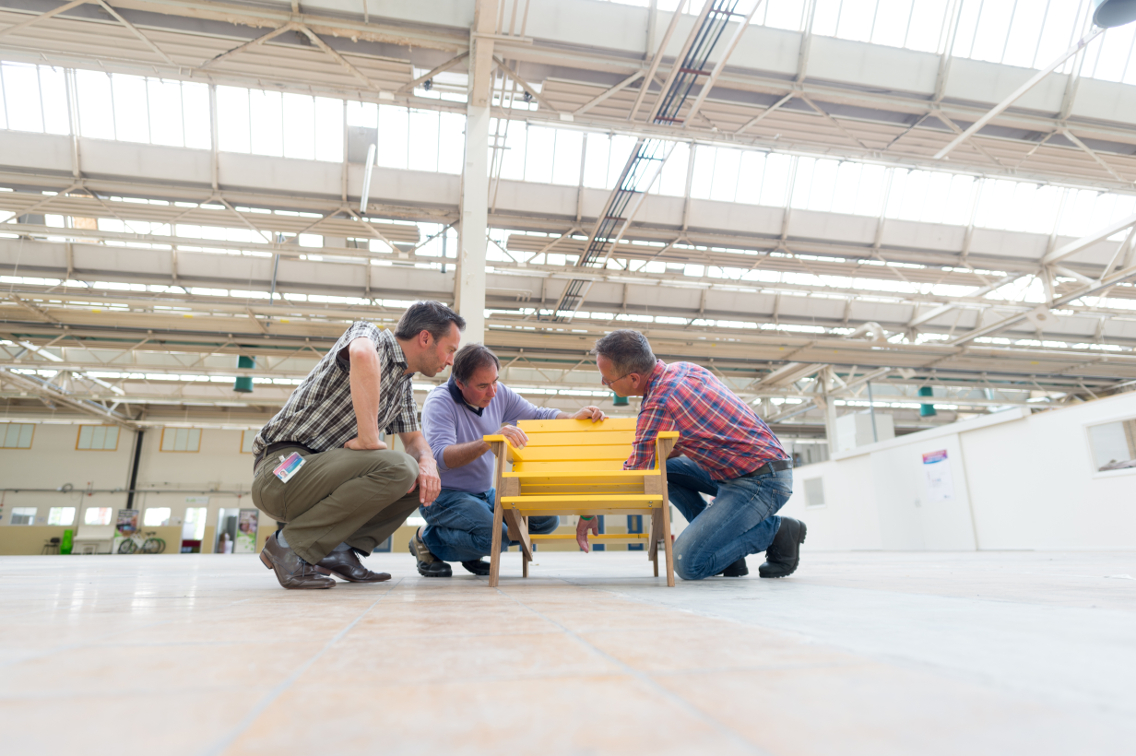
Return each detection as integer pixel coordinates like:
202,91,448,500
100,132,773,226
235,509,259,553
115,509,139,538
922,450,955,502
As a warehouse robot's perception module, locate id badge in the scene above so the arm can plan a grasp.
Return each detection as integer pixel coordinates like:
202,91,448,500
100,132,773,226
273,451,306,483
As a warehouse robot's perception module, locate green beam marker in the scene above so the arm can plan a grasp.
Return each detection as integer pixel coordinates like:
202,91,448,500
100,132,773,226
612,393,629,407
233,355,255,393
919,385,937,417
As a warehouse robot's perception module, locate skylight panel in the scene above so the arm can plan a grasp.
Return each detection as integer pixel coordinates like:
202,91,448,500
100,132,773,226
551,128,583,186
710,147,742,203
438,112,465,174
761,0,807,32
1086,23,1136,82
655,142,690,197
148,79,184,148
870,0,912,48
39,67,68,136
250,89,284,157
905,0,949,53
377,104,409,169
112,75,149,144
217,86,250,153
760,153,793,207
525,125,555,183
582,132,611,189
408,109,440,172
283,93,316,161
2,63,44,134
690,144,716,200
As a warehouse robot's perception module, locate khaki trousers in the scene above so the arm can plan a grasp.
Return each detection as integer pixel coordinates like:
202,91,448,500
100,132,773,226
251,444,420,565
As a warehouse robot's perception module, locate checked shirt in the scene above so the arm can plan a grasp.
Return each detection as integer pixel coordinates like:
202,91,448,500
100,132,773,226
625,360,787,481
252,322,419,458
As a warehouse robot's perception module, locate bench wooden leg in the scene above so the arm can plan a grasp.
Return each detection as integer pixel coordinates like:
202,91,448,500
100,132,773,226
661,503,675,587
489,496,505,588
648,511,662,577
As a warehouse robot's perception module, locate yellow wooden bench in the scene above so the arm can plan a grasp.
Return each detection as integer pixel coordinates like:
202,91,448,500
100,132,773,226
483,417,679,587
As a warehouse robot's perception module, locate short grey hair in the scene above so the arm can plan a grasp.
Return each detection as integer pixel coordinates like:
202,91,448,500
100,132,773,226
452,344,500,384
394,301,466,342
592,329,656,376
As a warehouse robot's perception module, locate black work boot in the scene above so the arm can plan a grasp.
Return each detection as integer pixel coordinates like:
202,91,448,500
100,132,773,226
719,557,749,577
409,529,452,577
758,518,807,578
461,559,491,576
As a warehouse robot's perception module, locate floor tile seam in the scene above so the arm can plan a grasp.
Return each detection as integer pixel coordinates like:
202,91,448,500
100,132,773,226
589,581,1136,630
198,578,402,756
496,586,774,756
0,596,256,671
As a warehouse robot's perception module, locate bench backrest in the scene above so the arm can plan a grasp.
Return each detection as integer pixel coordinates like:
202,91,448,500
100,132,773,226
513,417,643,473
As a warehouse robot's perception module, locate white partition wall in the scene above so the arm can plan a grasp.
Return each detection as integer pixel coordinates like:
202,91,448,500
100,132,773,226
781,393,1136,551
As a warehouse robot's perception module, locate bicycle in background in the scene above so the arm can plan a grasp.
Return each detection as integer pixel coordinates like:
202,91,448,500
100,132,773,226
117,530,167,554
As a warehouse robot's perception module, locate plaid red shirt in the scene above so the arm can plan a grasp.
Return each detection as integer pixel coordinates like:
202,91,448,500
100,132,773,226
625,360,787,481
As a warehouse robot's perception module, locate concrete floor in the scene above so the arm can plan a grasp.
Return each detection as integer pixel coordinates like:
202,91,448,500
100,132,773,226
1,550,1133,755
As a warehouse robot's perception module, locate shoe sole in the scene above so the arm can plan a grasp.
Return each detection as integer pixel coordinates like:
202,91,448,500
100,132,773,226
759,520,807,579
409,533,451,577
313,566,391,583
261,548,335,589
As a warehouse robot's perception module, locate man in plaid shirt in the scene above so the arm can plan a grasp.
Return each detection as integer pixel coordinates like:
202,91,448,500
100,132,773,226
579,330,806,580
251,301,464,589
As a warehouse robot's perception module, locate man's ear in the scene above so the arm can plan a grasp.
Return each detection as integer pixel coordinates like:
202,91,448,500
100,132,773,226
419,330,432,348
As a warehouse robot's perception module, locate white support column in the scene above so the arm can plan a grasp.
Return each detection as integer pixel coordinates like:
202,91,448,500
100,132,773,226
457,0,497,345
457,103,489,344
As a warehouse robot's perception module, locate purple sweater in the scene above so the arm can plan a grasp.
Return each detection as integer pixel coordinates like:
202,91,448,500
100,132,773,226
422,380,561,494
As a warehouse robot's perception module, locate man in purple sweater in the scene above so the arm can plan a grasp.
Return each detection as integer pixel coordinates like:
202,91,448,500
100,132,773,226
413,344,605,577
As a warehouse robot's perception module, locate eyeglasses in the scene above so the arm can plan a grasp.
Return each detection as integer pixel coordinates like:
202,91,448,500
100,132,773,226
600,372,631,388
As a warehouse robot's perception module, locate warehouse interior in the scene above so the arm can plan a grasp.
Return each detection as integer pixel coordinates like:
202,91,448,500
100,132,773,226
1,0,1134,753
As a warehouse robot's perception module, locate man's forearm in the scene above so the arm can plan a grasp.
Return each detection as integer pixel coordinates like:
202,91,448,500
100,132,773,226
442,439,490,469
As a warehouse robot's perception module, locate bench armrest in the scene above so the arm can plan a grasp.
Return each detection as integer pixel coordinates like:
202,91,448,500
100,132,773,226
483,434,526,461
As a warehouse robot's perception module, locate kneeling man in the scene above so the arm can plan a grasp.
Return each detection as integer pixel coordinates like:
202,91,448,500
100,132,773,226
580,329,805,580
412,344,605,576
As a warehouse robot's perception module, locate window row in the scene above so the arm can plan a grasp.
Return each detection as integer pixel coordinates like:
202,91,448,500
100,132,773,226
0,424,261,453
604,0,1136,85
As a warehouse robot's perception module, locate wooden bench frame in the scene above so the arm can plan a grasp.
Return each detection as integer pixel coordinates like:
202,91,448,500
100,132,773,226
484,418,679,587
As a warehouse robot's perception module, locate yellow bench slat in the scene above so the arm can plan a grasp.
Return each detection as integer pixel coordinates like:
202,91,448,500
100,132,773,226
518,418,637,432
501,494,662,503
512,460,629,472
503,469,658,479
530,533,649,541
510,445,631,462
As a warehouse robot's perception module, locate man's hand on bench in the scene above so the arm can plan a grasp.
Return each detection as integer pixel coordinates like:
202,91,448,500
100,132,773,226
575,515,600,552
498,425,529,449
570,405,607,422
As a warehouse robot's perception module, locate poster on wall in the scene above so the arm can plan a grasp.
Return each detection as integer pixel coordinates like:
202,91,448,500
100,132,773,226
115,509,139,538
922,450,955,502
235,509,259,553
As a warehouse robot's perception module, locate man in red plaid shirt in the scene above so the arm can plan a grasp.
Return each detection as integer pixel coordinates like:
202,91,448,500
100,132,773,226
577,330,806,580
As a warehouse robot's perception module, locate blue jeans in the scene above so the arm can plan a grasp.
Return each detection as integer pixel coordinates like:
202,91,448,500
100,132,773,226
419,488,560,563
666,456,793,581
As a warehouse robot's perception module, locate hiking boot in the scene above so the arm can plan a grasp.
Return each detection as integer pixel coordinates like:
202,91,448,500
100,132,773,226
758,517,806,578
409,529,451,577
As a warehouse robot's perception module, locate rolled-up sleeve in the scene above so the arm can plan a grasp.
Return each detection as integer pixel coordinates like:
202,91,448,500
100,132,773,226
333,321,383,372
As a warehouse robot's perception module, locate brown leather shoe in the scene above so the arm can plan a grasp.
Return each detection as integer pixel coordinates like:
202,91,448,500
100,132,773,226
260,534,335,589
315,548,391,583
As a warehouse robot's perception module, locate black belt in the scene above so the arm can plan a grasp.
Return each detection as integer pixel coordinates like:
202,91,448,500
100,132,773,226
254,441,316,471
743,458,792,478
